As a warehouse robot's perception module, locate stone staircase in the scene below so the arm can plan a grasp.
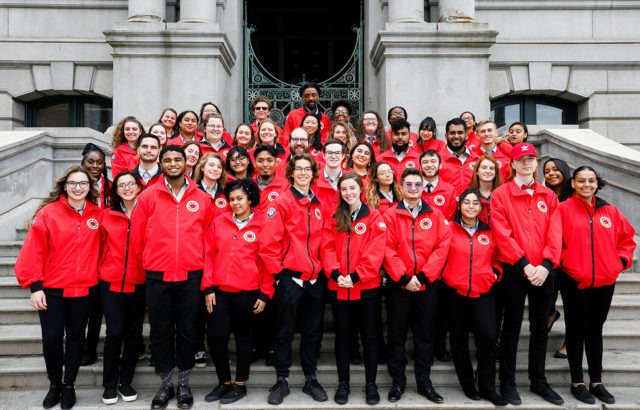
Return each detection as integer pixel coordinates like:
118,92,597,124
2,239,640,409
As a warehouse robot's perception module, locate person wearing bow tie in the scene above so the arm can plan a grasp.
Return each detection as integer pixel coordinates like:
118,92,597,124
490,142,563,406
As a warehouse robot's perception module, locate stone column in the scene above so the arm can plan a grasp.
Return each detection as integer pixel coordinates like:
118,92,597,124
179,0,216,23
439,0,475,23
388,0,424,24
128,0,166,22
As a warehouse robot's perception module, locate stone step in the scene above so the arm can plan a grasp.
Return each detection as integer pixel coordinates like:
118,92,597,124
2,385,639,410
2,385,640,410
0,277,28,298
1,351,640,390
0,257,15,277
0,241,22,257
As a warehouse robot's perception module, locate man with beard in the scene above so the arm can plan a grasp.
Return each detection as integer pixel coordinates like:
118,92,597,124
282,82,332,142
253,144,288,215
130,134,162,190
276,128,322,177
439,118,479,196
377,119,420,182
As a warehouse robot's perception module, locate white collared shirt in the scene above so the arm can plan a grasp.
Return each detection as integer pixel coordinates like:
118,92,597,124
165,177,189,202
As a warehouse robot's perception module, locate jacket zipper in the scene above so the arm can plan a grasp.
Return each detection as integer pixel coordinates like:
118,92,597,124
120,219,131,292
347,231,351,300
589,214,595,288
467,234,473,297
411,219,417,276
307,206,315,279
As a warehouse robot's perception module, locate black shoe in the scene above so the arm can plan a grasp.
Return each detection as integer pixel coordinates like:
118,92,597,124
151,385,175,410
79,351,97,366
530,382,564,406
102,386,118,405
481,390,508,406
417,382,444,403
205,384,232,402
43,384,61,409
220,384,247,404
500,384,521,405
194,350,207,368
435,350,452,362
589,383,615,404
177,383,193,409
350,351,363,365
571,384,595,404
303,378,328,402
265,351,274,366
60,384,76,410
462,385,481,400
553,350,568,359
387,382,404,402
334,381,350,404
118,384,138,402
365,382,380,405
267,377,290,405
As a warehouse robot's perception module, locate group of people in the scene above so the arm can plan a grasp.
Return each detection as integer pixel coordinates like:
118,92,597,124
15,82,636,410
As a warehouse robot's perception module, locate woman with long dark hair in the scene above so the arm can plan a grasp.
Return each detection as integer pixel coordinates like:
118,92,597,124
166,110,200,146
98,171,145,405
300,113,323,151
416,117,446,155
558,166,635,405
354,110,390,157
365,162,402,214
469,155,503,225
226,146,256,181
345,141,376,189
15,165,102,409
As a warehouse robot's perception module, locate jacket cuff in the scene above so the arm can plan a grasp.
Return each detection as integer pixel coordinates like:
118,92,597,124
203,287,215,296
541,259,554,272
515,256,530,270
330,269,341,282
258,292,269,302
350,272,360,284
30,281,43,293
416,272,428,285
399,274,412,287
621,257,628,268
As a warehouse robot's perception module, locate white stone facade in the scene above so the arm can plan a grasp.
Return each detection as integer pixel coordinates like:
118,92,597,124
0,0,638,147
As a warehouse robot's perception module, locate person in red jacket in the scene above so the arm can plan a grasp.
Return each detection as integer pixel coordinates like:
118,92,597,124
355,110,391,157
261,153,329,405
314,139,346,219
98,171,145,405
557,166,636,405
419,150,457,220
110,116,145,179
468,155,503,225
442,188,507,406
416,117,447,155
321,173,387,405
439,117,479,197
473,120,512,183
254,118,290,163
250,96,285,146
253,144,288,216
199,114,232,157
130,134,162,190
166,110,201,147
201,179,274,405
491,142,563,406
15,165,102,410
130,145,214,410
383,168,451,404
365,162,402,214
282,82,332,142
460,111,480,150
377,119,420,182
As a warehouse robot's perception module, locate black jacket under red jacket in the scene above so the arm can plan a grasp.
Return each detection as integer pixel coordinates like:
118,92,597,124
321,204,387,300
202,211,274,300
15,196,102,297
442,219,500,298
382,201,451,289
98,206,144,293
130,177,214,282
559,195,636,289
261,186,324,281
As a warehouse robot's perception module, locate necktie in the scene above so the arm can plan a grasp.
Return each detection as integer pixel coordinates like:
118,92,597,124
521,182,536,191
426,183,433,194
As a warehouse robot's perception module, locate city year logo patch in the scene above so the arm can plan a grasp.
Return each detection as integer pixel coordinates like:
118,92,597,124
468,161,476,170
186,201,199,212
267,192,280,202
267,207,276,218
243,231,256,242
537,201,548,213
478,234,490,245
87,218,99,230
420,218,432,230
600,216,612,228
354,222,366,235
434,195,445,206
215,198,227,208
406,161,415,169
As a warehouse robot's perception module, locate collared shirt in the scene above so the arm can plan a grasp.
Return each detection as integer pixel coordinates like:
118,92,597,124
481,145,497,156
514,176,535,196
461,218,479,236
403,199,422,219
292,185,315,201
257,175,274,191
393,148,408,161
69,201,86,216
139,163,159,184
379,189,395,202
351,203,362,221
324,168,342,190
201,181,218,197
233,211,254,230
120,199,137,218
424,177,439,192
165,177,189,202
365,134,377,145
447,146,471,163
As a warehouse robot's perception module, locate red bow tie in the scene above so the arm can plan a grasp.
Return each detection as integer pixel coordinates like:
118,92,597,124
521,182,536,191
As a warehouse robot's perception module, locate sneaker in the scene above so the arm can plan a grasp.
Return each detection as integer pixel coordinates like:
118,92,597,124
205,384,232,402
571,384,595,404
500,384,521,405
194,351,207,368
365,382,380,405
42,384,61,409
530,382,564,406
589,383,615,404
118,384,138,402
60,384,76,410
267,377,290,405
102,387,118,405
334,381,350,404
303,378,328,402
220,384,247,404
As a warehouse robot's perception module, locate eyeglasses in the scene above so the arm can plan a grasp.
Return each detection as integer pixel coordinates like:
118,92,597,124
403,182,422,190
390,112,405,118
117,181,137,190
294,167,313,173
206,124,224,129
230,155,248,163
461,116,474,121
254,106,269,111
377,170,394,177
66,181,90,189
324,151,343,157
363,118,377,123
334,110,349,116
462,200,481,206
290,138,308,143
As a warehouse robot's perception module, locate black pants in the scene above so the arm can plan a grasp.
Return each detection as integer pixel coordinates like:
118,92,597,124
434,283,450,355
331,294,379,384
273,273,325,378
100,281,146,389
386,281,439,387
558,271,615,384
445,285,498,394
38,291,91,386
83,288,103,354
499,265,555,387
146,275,201,373
207,289,258,384
252,299,275,358
195,292,207,353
